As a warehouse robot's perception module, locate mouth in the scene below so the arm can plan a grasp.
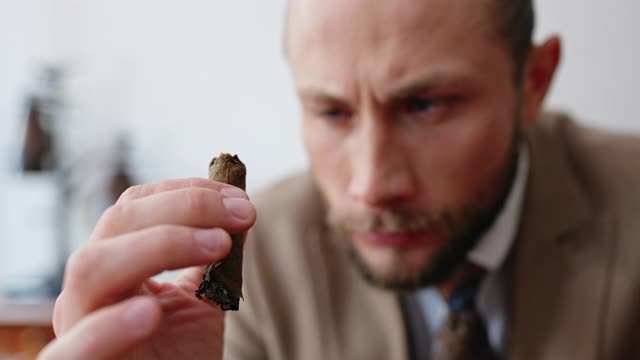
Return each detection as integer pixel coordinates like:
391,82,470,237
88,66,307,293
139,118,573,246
354,228,445,248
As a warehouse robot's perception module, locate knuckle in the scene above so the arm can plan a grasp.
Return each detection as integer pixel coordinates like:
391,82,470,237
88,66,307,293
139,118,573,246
186,177,207,187
148,225,191,259
64,247,101,290
183,188,218,220
150,224,184,244
90,203,130,241
102,202,130,225
118,184,146,203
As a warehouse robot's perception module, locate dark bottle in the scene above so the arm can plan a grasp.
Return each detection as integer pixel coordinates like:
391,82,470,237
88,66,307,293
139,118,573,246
21,97,55,172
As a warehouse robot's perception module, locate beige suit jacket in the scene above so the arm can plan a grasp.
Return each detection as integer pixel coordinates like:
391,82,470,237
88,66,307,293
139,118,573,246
224,113,640,359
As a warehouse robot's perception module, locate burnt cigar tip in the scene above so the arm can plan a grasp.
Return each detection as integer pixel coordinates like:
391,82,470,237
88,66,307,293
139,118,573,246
211,153,244,167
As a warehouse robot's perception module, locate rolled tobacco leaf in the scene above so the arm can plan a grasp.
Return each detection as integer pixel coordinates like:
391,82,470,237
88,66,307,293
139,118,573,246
195,153,246,311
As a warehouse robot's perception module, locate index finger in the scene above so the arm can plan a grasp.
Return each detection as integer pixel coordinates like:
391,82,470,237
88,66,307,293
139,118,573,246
118,177,248,203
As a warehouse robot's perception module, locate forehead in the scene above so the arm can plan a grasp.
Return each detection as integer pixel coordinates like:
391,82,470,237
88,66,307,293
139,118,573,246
288,0,490,39
287,0,505,96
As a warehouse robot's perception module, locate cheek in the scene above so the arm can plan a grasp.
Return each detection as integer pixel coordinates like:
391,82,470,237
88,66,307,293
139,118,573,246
412,112,515,208
450,117,514,203
303,119,350,205
463,118,513,187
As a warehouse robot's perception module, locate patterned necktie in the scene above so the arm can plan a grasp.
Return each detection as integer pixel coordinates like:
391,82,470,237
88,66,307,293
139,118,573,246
431,267,499,360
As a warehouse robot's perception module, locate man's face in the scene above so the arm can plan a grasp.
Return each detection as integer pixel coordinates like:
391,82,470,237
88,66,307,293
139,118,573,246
288,0,522,289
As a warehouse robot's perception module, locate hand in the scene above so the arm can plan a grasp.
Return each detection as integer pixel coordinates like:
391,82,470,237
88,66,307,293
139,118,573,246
39,178,256,360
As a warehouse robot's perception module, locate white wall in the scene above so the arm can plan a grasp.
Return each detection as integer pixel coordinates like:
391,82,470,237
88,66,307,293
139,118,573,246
2,0,639,185
535,0,640,131
1,0,639,287
43,0,305,190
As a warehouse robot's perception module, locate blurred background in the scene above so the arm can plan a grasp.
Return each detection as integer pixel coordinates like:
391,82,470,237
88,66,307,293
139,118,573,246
2,0,640,298
0,0,639,355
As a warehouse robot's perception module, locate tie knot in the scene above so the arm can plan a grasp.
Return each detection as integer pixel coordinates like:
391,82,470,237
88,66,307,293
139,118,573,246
440,263,486,312
432,264,497,360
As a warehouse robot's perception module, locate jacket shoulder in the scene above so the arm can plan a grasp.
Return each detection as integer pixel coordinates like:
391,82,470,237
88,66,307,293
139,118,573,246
534,113,640,287
535,113,640,212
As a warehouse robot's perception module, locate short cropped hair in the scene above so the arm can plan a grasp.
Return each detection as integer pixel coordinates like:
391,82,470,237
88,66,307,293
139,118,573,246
284,0,535,82
492,0,535,81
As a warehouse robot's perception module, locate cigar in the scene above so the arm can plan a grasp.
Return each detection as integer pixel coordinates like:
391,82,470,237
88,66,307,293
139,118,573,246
195,153,246,311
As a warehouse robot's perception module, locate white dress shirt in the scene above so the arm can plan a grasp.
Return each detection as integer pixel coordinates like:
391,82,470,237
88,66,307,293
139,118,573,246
415,145,530,357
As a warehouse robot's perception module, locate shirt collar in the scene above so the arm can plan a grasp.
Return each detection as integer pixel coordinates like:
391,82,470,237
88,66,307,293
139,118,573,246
467,144,530,272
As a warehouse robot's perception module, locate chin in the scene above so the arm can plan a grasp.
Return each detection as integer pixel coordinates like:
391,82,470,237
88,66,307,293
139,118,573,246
345,220,487,290
348,234,444,290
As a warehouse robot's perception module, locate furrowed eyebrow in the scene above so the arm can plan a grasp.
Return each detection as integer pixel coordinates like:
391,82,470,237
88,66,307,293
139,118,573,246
298,88,349,105
296,70,478,106
385,72,476,101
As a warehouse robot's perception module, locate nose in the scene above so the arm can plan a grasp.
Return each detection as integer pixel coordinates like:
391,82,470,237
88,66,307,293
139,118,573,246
347,120,416,209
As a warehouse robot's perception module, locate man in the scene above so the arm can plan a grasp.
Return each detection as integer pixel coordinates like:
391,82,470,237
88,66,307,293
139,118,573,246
40,0,640,359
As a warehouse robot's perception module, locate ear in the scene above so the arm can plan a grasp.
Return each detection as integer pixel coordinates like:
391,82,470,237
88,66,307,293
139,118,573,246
521,36,562,124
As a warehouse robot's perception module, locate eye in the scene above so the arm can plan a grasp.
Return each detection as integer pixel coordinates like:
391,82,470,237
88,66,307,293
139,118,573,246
406,97,440,114
316,106,351,124
401,95,459,124
321,108,348,119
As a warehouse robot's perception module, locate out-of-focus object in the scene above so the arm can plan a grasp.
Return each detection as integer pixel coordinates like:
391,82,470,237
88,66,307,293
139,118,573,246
0,301,55,359
108,134,134,203
20,66,63,172
1,66,67,301
20,97,54,172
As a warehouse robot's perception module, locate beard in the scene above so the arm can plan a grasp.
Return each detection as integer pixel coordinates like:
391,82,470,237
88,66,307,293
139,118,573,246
326,134,521,291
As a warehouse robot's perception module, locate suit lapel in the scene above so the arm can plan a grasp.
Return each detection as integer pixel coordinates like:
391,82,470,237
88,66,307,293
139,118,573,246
509,118,614,360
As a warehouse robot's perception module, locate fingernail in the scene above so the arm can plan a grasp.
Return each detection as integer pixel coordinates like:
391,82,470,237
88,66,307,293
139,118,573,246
123,298,156,337
220,187,247,199
223,198,252,220
194,228,228,254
